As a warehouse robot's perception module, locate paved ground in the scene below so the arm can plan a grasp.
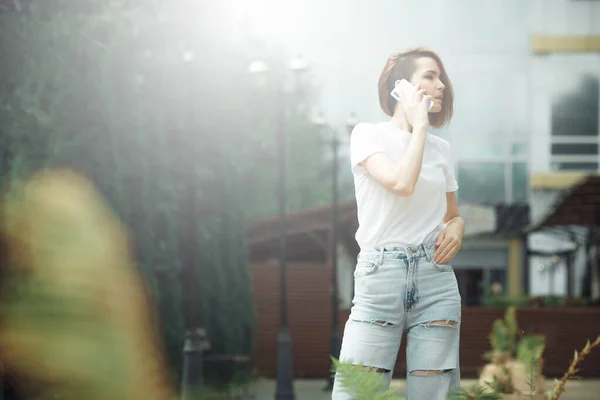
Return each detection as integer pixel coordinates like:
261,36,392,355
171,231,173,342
249,378,600,399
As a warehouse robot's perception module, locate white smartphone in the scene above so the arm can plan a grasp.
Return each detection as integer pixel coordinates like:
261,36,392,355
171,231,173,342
391,79,434,111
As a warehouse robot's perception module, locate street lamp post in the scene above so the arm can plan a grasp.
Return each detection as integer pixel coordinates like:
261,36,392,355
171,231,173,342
250,56,308,400
316,112,358,391
180,48,207,399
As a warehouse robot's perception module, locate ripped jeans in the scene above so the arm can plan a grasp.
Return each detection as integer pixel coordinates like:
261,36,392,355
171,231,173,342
332,241,461,400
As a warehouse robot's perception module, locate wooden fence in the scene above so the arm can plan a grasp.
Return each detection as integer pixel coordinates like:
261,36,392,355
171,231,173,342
251,261,600,378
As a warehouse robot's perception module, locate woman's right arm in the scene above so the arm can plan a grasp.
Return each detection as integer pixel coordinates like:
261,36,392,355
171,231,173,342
362,123,428,197
361,84,430,197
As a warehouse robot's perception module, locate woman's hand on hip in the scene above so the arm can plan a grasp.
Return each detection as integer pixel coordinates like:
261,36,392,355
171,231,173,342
433,221,463,265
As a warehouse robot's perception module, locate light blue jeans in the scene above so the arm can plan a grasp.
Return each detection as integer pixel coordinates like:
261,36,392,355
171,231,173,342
332,241,461,400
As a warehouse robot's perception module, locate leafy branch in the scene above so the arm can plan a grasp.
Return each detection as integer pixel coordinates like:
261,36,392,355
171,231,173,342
331,358,404,400
547,335,600,400
446,384,502,400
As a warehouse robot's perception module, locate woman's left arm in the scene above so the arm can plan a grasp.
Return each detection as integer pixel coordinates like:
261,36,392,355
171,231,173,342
434,192,465,264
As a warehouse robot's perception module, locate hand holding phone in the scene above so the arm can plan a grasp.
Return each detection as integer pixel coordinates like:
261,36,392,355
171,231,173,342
390,79,432,128
391,79,434,111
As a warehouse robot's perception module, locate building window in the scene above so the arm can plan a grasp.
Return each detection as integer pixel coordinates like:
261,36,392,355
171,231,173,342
456,161,529,204
457,163,505,204
512,162,529,203
455,268,507,306
550,74,599,172
445,68,530,204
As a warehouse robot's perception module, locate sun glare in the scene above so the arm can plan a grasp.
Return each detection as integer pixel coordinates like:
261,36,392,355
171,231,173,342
230,0,305,47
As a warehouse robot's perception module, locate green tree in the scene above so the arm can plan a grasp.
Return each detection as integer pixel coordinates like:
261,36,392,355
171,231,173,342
0,0,331,383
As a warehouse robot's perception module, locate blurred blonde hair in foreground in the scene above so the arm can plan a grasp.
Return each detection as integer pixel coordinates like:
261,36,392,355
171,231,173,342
0,169,175,399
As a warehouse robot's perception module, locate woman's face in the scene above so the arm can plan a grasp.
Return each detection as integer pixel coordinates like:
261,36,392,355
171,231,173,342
409,57,445,113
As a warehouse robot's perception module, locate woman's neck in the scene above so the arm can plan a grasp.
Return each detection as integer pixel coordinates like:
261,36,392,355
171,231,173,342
389,105,412,133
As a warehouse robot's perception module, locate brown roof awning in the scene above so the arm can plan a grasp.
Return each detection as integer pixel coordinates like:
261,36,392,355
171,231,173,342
245,201,359,263
246,201,358,246
528,175,600,231
246,199,530,253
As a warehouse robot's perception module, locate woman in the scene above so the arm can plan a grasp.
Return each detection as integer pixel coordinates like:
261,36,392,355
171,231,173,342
332,48,464,399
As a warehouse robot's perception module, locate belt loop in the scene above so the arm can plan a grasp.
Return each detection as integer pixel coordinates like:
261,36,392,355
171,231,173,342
424,243,432,263
378,247,385,265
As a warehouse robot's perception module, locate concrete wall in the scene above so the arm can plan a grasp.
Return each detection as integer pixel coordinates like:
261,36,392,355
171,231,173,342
529,0,600,36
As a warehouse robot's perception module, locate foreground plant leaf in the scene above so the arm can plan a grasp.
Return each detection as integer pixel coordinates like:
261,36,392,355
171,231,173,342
0,169,175,400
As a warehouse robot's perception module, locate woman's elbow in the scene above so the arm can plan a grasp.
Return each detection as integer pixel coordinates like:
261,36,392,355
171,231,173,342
374,173,414,197
391,183,414,197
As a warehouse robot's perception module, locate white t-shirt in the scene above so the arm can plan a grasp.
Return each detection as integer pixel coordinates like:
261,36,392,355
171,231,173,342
350,122,458,249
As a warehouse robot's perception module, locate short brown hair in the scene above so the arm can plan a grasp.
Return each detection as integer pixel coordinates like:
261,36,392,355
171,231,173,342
378,48,454,128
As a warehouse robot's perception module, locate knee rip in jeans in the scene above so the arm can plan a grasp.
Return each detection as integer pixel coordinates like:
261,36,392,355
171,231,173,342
351,365,391,374
410,369,453,376
418,319,458,329
353,319,395,327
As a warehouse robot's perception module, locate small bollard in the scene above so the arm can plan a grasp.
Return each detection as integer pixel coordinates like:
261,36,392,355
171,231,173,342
180,328,210,400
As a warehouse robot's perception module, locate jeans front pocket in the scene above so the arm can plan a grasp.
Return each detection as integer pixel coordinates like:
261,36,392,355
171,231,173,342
424,243,454,273
353,259,379,279
432,261,453,272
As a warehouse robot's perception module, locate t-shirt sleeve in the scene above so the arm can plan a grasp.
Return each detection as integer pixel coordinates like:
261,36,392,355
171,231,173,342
349,123,386,174
443,141,459,192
